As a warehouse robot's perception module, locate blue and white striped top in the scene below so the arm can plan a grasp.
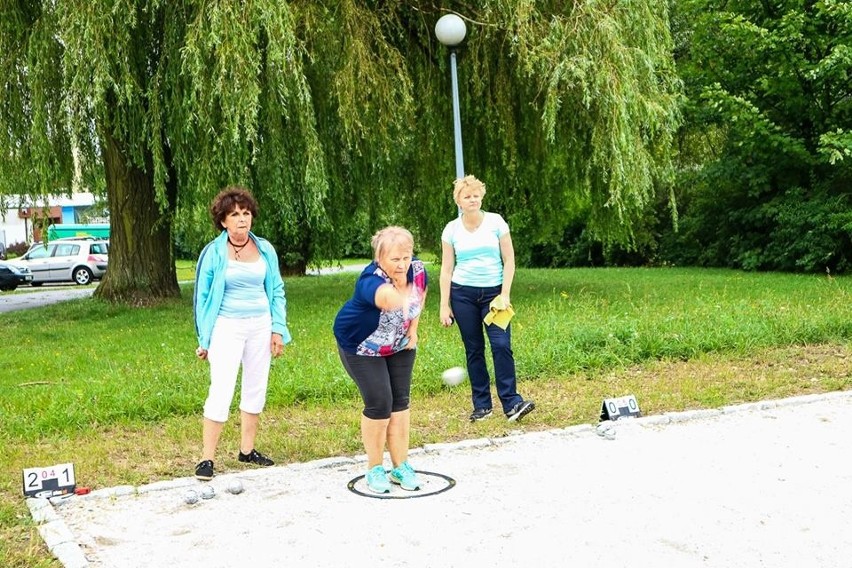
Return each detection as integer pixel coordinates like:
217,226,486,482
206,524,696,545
441,212,510,287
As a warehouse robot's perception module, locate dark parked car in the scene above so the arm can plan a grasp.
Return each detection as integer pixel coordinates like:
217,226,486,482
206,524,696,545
0,260,33,291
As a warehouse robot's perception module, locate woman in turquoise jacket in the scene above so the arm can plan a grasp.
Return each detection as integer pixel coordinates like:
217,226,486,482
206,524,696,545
192,186,291,481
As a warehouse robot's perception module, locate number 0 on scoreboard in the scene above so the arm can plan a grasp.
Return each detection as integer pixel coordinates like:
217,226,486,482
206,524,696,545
599,394,641,422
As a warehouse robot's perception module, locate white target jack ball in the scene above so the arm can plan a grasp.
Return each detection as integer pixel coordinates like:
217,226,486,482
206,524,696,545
227,480,244,495
200,485,215,500
441,366,467,386
184,489,199,505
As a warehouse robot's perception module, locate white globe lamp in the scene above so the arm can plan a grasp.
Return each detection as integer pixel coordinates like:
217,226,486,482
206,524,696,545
434,14,467,47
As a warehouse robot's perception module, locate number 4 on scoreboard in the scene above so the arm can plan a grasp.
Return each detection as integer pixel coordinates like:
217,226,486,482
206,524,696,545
22,463,76,498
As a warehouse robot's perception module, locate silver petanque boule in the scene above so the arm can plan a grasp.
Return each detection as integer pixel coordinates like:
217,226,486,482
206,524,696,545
596,422,617,440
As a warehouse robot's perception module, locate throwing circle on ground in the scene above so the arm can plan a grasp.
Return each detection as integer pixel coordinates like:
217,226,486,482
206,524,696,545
347,470,456,499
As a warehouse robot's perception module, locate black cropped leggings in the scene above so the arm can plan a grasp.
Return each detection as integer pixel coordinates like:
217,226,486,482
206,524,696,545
338,346,415,420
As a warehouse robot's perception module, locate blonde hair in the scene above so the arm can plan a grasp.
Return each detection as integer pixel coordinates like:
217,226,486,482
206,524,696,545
453,175,487,202
371,226,414,262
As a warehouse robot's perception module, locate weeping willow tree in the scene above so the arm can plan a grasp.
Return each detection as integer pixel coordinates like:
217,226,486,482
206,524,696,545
0,0,679,303
299,0,681,257
1,1,334,301
406,1,682,252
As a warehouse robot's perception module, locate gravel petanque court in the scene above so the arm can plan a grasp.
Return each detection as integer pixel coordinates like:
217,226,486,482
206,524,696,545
29,391,852,568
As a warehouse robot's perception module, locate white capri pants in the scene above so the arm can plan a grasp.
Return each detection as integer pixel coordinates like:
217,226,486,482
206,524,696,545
203,314,272,423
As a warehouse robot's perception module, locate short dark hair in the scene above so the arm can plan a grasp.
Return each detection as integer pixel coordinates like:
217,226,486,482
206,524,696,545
210,186,258,232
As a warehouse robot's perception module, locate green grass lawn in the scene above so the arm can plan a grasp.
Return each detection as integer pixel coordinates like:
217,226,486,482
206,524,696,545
1,266,851,566
175,259,196,282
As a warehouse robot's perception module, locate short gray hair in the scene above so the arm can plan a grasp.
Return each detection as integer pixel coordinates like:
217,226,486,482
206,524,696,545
371,226,414,261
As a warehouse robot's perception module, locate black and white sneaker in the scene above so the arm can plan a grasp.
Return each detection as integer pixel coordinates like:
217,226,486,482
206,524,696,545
195,460,214,481
238,449,275,467
469,408,493,422
506,400,535,422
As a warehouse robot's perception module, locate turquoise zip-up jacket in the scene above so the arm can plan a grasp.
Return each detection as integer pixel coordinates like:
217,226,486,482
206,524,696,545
193,230,292,349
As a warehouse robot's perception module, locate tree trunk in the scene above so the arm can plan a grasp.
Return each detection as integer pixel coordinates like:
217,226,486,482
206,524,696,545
278,247,308,277
94,131,180,304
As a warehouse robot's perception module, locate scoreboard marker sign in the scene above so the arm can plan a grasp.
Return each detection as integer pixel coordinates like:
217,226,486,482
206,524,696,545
600,394,641,422
22,462,76,498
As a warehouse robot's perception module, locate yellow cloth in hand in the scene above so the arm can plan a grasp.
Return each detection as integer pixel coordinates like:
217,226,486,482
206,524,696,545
483,295,515,330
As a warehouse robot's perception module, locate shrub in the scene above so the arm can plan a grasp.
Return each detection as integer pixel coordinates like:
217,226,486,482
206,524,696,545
4,241,29,258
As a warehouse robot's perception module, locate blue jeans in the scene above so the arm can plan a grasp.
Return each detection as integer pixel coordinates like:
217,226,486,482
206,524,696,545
450,283,522,414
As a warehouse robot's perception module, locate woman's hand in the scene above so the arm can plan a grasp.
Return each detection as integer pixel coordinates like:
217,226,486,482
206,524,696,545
404,330,418,349
195,347,208,360
271,333,284,358
439,305,455,327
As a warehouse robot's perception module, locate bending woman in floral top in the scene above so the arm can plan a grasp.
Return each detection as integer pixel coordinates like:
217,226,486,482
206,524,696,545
333,226,427,494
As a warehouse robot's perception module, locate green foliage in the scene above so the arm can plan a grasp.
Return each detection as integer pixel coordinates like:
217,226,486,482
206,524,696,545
820,128,852,166
2,267,851,440
666,0,852,272
528,220,661,268
505,0,681,242
661,176,852,272
1,1,681,293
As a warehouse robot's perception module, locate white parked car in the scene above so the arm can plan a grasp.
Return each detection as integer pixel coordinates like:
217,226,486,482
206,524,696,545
10,239,109,285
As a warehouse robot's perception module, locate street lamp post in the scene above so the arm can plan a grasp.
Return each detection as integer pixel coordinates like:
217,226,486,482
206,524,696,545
435,14,468,181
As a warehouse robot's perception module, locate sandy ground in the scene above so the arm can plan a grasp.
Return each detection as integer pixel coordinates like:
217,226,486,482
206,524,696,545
30,391,852,568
